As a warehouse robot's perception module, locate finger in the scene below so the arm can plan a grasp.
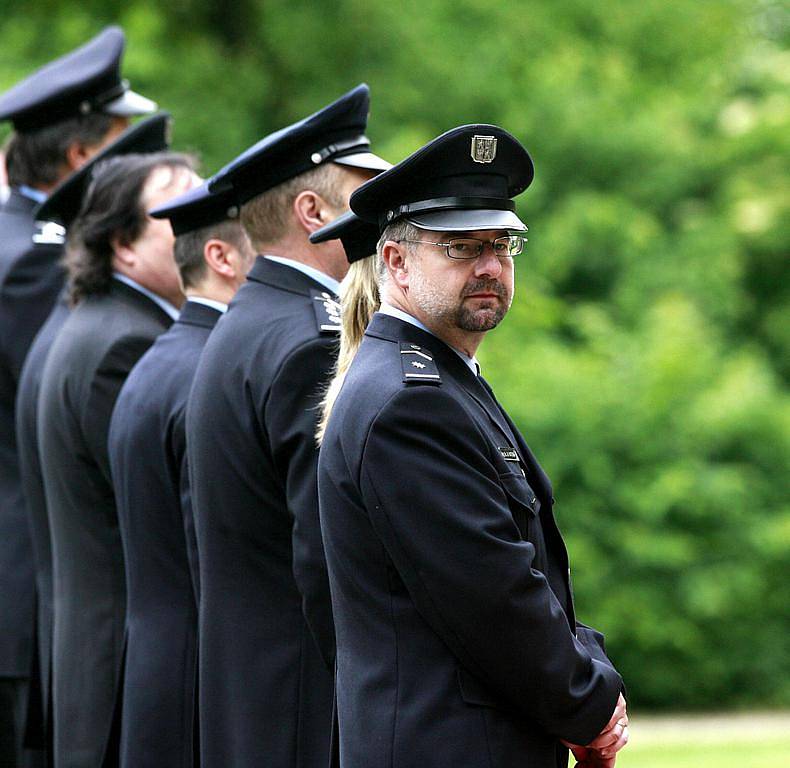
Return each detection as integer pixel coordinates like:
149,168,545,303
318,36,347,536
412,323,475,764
589,721,627,751
597,725,629,757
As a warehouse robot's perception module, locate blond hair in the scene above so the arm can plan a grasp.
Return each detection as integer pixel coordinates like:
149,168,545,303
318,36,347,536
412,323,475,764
316,220,418,443
240,163,346,247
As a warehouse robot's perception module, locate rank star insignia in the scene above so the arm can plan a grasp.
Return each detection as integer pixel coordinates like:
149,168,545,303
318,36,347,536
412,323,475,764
471,135,497,164
411,361,426,369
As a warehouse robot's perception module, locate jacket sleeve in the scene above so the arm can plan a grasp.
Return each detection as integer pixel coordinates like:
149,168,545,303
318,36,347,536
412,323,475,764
265,335,337,669
0,244,63,383
83,335,156,484
358,385,623,746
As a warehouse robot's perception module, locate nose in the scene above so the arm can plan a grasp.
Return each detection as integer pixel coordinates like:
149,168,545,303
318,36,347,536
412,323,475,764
474,244,503,278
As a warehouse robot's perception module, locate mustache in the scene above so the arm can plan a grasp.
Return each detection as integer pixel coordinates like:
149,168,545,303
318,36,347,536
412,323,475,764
461,279,508,299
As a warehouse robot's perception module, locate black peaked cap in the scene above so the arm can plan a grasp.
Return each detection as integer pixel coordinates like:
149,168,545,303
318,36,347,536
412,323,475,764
35,112,172,228
149,181,240,236
309,210,379,264
208,84,390,206
350,124,534,233
0,26,156,132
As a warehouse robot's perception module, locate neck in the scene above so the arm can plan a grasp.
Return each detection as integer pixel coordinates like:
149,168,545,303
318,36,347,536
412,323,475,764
185,279,235,306
384,291,485,358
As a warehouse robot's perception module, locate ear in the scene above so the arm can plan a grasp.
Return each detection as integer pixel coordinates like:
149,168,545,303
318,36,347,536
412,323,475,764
64,141,92,173
293,189,336,235
110,235,136,269
203,239,236,279
381,240,411,290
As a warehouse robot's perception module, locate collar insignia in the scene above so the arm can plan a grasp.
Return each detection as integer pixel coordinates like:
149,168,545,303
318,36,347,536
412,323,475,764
400,342,441,384
311,289,341,333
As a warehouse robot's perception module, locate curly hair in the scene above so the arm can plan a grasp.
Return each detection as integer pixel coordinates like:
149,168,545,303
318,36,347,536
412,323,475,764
65,152,195,305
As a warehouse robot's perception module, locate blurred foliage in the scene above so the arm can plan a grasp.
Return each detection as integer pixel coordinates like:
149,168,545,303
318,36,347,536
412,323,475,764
1,0,788,710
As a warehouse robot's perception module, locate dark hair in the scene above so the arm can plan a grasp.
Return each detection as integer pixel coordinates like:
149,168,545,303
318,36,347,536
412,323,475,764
173,220,249,289
4,113,115,188
66,151,196,305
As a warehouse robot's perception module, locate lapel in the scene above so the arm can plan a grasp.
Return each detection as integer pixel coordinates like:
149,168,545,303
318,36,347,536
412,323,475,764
177,300,222,330
246,255,338,299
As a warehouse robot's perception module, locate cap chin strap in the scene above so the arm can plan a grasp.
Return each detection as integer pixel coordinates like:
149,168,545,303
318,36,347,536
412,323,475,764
379,196,515,229
309,134,369,165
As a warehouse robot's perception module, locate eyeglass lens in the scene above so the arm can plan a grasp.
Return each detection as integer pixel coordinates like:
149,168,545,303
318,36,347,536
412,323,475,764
446,236,524,259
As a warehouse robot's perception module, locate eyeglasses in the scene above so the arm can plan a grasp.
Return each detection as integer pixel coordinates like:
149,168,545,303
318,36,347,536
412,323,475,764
395,234,527,260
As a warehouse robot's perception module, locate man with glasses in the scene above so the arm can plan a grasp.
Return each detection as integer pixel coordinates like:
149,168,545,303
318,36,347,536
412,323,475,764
317,124,629,767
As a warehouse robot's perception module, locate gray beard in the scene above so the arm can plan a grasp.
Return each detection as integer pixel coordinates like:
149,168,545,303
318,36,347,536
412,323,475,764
410,273,511,333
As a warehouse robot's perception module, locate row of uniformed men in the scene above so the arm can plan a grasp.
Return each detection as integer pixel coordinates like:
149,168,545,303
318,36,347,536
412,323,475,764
0,25,629,768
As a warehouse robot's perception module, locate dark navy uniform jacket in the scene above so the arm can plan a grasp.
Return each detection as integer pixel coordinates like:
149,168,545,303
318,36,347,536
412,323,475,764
318,313,624,768
15,292,69,748
107,300,219,768
0,190,63,682
186,257,336,767
37,280,173,767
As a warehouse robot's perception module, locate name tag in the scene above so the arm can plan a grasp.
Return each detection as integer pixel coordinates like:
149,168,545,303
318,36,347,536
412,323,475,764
498,446,519,462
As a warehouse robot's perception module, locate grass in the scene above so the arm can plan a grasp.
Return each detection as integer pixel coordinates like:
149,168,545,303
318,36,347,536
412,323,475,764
615,711,790,768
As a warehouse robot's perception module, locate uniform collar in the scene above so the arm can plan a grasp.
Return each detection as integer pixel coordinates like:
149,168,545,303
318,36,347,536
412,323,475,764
112,271,180,321
378,303,480,376
264,254,340,295
177,299,223,329
185,295,228,314
247,254,339,298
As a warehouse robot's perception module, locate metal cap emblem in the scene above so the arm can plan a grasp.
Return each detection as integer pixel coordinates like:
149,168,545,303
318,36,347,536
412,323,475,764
471,135,497,164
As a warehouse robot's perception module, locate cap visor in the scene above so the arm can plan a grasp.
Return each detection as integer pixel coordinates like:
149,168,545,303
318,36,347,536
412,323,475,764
103,89,158,117
334,152,392,173
407,208,527,232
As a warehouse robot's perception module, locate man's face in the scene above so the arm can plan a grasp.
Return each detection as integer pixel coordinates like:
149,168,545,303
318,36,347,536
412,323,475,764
229,230,257,290
406,229,515,335
130,165,201,305
66,117,130,174
319,165,378,278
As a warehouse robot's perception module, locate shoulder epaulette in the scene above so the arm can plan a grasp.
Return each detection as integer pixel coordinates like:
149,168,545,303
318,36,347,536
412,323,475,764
310,289,341,334
400,342,441,384
32,220,66,246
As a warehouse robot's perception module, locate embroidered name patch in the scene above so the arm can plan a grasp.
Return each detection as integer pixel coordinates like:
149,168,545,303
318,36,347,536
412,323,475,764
498,446,520,462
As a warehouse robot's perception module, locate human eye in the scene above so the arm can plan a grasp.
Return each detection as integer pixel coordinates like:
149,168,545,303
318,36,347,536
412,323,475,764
492,238,510,255
448,239,480,259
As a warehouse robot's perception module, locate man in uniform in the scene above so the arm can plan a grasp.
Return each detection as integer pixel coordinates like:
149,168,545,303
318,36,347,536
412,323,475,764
0,28,155,765
317,125,629,768
186,84,389,767
14,114,171,765
37,152,198,768
107,181,255,768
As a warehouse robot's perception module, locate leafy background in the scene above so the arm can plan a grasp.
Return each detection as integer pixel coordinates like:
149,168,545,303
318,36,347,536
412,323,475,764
1,0,787,711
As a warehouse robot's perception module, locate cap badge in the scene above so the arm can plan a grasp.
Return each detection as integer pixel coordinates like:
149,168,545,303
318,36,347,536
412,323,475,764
471,135,497,164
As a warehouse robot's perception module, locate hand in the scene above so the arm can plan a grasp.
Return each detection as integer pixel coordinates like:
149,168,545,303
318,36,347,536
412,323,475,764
587,693,629,759
562,742,616,767
562,693,629,765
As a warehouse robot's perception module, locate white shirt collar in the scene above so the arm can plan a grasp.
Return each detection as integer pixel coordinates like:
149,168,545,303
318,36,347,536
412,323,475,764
378,303,481,376
18,185,47,204
185,296,228,314
112,272,180,321
263,255,340,295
